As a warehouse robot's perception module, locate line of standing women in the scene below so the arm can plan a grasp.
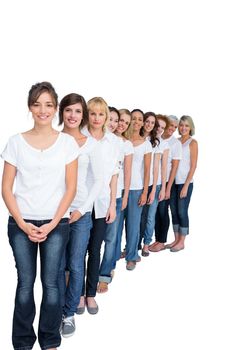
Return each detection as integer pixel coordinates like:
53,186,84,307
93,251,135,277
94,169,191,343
1,81,198,349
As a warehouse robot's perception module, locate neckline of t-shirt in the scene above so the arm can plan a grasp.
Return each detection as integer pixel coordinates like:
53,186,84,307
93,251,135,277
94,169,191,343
133,139,148,148
19,132,61,152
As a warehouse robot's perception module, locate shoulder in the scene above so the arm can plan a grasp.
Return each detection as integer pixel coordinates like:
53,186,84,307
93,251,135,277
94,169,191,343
190,138,198,148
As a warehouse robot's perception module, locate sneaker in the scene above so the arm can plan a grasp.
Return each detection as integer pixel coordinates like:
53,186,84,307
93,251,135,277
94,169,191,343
61,316,75,338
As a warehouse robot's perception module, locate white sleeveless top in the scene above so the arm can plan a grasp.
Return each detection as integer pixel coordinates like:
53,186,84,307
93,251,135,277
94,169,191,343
175,137,193,184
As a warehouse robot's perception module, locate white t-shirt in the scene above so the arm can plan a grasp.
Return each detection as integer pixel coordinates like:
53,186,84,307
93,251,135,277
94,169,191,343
157,138,170,186
82,127,121,218
176,137,193,184
149,143,162,186
70,137,103,215
165,135,182,181
1,133,79,220
116,139,134,198
130,139,152,190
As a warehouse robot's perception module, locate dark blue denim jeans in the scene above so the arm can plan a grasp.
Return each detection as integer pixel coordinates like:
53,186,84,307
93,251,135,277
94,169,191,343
169,183,193,235
8,216,69,350
99,197,122,283
59,212,92,317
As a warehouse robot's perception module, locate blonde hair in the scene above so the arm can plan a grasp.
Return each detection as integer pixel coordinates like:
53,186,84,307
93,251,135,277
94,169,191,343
87,97,110,131
118,109,133,140
179,115,195,136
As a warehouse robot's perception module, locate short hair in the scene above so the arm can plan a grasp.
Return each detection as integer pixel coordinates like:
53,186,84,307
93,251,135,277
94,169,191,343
58,93,88,127
87,97,110,131
28,81,58,108
179,115,195,136
168,115,179,123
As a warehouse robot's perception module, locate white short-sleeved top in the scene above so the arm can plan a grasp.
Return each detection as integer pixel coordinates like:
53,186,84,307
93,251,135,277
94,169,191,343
165,135,182,181
70,137,103,215
149,144,163,186
116,139,134,198
176,137,193,184
156,138,170,185
1,133,79,220
82,127,121,218
130,139,152,190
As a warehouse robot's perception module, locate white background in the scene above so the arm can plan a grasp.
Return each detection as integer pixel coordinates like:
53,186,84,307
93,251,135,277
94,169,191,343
0,1,232,349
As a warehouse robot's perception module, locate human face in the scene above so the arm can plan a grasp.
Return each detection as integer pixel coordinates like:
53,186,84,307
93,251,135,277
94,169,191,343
29,92,56,126
179,120,191,136
143,116,156,134
116,113,131,135
108,111,119,132
157,119,166,137
63,103,83,129
88,105,107,130
131,111,144,132
165,120,178,137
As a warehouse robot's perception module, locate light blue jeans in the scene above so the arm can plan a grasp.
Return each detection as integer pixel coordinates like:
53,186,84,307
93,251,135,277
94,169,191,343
59,212,92,317
125,189,144,261
99,197,122,283
140,184,161,245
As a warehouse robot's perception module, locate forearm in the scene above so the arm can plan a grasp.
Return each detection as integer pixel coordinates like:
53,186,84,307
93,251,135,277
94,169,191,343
2,189,25,229
167,160,179,190
110,174,118,206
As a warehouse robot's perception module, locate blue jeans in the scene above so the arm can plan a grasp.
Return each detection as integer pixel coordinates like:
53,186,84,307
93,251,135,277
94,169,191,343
8,216,69,350
125,189,143,261
114,205,127,266
99,197,122,283
140,185,161,246
59,212,92,317
170,183,193,235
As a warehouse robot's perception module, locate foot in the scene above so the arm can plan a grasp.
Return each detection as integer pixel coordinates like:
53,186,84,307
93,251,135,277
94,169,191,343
97,281,108,293
61,316,75,338
142,245,150,257
149,242,165,252
164,240,179,249
170,243,185,252
77,296,85,315
149,241,159,249
126,261,136,271
86,297,99,314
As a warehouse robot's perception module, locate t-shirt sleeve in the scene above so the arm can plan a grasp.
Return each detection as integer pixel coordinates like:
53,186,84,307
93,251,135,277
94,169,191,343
145,140,153,154
124,140,134,156
172,140,182,159
65,135,80,164
1,135,18,167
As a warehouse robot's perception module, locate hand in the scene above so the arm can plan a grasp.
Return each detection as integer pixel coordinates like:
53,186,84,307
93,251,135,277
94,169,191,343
121,196,128,211
106,204,116,224
147,192,155,205
180,185,188,198
158,188,165,202
165,187,171,200
138,192,147,206
69,210,82,223
21,222,47,243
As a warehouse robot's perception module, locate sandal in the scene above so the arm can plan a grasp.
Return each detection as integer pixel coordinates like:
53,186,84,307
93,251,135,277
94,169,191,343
97,281,108,293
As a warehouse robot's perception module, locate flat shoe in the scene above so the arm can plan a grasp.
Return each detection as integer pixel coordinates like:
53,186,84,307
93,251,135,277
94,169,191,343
86,300,99,315
149,244,165,252
142,250,149,257
170,246,184,252
76,306,85,315
97,282,108,293
126,261,136,271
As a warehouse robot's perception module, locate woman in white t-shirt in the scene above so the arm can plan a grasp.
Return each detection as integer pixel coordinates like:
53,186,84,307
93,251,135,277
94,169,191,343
1,82,78,350
98,108,134,292
58,93,103,337
169,115,198,252
139,112,163,256
149,115,182,252
124,109,152,271
78,97,121,314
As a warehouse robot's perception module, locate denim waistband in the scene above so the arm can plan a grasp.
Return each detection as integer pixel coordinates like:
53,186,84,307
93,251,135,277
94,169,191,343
8,216,69,225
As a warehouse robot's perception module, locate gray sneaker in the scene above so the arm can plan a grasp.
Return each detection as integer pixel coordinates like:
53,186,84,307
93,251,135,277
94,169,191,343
61,316,76,338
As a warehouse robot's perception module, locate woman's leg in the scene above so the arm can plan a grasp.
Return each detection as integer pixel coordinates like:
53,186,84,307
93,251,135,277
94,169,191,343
38,219,69,350
8,217,38,350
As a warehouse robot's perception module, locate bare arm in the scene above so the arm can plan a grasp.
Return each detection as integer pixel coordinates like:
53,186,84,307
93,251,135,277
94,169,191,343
180,140,198,198
147,153,160,205
106,173,118,223
159,148,169,201
122,154,133,210
138,152,151,206
165,159,180,200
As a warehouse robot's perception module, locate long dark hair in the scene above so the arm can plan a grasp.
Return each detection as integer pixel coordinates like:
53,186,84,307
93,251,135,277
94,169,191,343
140,111,160,148
58,93,88,128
